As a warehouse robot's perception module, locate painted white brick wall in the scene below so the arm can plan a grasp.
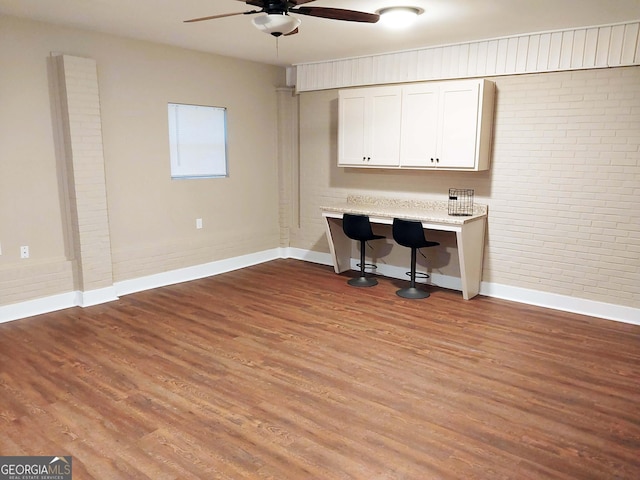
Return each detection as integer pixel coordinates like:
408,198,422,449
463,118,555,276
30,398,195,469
294,66,640,310
486,67,639,305
277,88,299,248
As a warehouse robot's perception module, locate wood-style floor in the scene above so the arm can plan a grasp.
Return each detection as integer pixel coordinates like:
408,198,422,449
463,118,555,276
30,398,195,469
1,259,639,479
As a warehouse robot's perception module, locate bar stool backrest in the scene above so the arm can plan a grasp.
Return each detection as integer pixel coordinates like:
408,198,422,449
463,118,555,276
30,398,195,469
343,214,377,241
393,218,433,249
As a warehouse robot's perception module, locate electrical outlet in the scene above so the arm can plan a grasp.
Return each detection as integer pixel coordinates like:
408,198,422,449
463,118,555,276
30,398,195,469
20,246,29,259
196,218,203,229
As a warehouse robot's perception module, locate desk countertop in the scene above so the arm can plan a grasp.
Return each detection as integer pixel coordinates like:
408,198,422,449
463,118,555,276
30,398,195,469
321,195,487,226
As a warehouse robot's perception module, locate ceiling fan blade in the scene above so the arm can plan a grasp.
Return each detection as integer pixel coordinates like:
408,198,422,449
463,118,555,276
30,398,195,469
184,10,258,23
292,6,379,23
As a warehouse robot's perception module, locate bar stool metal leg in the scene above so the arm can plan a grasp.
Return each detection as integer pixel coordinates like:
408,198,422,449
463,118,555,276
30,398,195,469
396,247,429,298
392,217,440,299
342,214,385,288
348,240,378,287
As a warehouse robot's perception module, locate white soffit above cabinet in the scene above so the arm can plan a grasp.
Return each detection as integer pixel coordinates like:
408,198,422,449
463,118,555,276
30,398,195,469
292,20,640,92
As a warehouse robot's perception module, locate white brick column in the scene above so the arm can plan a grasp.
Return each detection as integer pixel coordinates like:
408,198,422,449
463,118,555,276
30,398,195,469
53,54,117,306
276,87,299,248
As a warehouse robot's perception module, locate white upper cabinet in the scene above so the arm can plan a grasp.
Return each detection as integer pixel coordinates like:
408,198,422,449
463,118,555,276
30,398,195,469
338,79,496,171
338,86,402,167
401,79,494,170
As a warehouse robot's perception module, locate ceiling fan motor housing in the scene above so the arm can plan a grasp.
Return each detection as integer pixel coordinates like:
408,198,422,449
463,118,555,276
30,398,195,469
261,1,292,14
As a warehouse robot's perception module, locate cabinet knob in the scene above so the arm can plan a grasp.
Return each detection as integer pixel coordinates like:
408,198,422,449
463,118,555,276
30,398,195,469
436,158,440,163
430,158,434,163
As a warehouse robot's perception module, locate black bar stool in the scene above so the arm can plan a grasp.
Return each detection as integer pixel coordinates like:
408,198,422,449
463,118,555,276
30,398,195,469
392,218,440,299
342,213,386,287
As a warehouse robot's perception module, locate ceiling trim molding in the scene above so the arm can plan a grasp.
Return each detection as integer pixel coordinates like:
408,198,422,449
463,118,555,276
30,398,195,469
290,20,640,92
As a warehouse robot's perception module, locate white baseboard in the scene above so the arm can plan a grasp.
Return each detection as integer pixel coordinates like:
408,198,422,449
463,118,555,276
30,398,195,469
76,286,119,307
285,247,333,266
0,249,282,325
285,248,639,326
114,248,283,296
479,282,640,326
0,292,78,324
2,247,638,326
0,285,120,325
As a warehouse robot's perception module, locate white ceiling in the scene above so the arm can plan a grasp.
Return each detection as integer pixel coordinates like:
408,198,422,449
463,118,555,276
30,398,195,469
1,0,639,67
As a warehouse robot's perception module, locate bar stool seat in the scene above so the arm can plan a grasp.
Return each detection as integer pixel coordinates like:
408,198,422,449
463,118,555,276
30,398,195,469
392,218,440,299
342,213,385,287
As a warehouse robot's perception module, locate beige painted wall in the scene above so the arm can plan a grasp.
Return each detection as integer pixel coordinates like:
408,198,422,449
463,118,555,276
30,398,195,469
293,67,640,309
2,13,638,314
0,15,284,305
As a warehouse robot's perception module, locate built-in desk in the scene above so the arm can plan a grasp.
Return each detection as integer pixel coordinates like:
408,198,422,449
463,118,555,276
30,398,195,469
321,195,488,300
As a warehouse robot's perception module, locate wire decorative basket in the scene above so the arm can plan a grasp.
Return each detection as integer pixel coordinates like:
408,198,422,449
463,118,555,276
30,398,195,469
448,188,474,216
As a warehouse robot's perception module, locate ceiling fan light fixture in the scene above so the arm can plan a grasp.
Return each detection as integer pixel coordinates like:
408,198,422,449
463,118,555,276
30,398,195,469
252,13,301,37
377,6,423,29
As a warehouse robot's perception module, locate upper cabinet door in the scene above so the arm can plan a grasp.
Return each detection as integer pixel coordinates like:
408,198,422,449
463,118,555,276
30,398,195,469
399,84,439,167
368,89,402,166
338,93,367,165
338,86,402,167
438,81,482,169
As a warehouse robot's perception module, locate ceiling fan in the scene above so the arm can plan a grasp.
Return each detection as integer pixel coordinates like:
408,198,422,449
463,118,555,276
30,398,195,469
184,0,380,37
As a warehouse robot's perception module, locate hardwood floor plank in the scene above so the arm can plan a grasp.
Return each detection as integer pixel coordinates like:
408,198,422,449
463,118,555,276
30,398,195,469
1,259,638,479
